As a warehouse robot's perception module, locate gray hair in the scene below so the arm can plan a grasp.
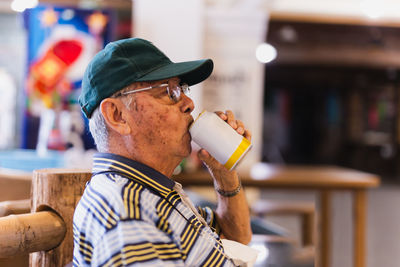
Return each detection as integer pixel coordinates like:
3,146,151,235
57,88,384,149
88,86,136,152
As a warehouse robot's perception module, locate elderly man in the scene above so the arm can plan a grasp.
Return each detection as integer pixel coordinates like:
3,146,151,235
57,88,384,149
73,38,252,266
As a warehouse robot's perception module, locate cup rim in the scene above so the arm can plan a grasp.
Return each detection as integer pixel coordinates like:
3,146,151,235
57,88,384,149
189,109,207,131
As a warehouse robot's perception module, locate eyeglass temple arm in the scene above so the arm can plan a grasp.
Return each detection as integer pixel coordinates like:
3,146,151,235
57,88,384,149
121,83,169,95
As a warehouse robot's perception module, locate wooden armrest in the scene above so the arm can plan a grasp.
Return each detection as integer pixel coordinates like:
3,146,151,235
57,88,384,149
251,200,315,247
0,211,66,257
0,199,31,217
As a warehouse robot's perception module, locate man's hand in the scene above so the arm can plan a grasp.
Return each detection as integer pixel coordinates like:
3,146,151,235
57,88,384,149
197,110,252,244
197,110,252,189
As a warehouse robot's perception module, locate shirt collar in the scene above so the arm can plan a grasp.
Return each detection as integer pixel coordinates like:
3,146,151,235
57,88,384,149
92,153,175,197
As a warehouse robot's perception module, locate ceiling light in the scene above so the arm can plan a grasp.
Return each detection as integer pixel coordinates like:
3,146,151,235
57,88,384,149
255,43,277,64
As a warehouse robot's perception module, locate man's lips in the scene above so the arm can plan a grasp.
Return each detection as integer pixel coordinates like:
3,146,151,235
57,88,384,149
187,117,194,140
188,117,194,130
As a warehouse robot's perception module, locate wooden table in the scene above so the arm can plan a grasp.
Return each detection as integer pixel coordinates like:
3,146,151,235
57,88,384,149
0,168,31,201
174,164,380,267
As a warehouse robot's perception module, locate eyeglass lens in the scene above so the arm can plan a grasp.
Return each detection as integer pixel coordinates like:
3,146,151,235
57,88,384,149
168,86,181,102
167,84,190,103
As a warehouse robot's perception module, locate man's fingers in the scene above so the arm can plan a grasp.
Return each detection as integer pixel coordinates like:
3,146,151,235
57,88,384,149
214,110,249,138
215,111,227,121
197,149,221,170
236,120,245,135
244,129,252,141
197,148,209,159
225,110,237,128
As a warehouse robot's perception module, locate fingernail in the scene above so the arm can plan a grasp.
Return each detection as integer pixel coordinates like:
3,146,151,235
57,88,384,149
237,127,244,133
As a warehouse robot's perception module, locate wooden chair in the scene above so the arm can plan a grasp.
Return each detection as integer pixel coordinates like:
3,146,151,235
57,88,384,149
251,199,315,247
0,169,314,266
251,200,315,266
0,169,90,266
0,199,30,217
0,169,31,267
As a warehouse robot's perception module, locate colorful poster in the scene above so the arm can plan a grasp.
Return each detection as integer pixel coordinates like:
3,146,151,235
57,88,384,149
22,5,113,153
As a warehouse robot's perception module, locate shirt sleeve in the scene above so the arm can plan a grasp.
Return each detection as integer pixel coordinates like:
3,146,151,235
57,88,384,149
88,219,185,267
197,206,221,235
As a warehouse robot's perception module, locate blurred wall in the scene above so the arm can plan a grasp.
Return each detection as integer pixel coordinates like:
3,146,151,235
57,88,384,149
133,0,205,116
0,13,26,148
133,0,268,172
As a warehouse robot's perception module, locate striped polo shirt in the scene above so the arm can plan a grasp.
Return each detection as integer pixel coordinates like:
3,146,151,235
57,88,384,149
73,153,235,266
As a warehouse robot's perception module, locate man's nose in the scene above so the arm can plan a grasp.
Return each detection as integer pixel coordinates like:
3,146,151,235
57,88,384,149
180,93,195,114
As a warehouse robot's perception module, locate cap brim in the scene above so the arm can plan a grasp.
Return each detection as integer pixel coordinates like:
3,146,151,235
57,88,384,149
136,59,213,86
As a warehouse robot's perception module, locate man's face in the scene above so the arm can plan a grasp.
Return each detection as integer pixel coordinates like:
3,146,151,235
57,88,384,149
125,77,195,161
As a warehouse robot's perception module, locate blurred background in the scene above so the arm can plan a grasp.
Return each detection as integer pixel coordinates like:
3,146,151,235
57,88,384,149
1,0,400,266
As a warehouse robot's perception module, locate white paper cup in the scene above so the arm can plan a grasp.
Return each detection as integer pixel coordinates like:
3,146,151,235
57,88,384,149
189,110,252,170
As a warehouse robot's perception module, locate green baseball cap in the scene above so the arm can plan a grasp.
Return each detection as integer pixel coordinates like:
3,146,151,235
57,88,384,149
79,38,214,118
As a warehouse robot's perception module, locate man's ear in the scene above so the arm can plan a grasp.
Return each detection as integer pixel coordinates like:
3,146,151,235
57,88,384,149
100,98,131,135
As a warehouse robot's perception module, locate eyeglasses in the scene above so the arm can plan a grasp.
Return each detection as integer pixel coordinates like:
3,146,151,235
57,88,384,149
117,83,190,103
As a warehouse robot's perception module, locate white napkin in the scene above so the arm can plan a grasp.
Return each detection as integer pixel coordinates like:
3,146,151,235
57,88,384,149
221,239,259,267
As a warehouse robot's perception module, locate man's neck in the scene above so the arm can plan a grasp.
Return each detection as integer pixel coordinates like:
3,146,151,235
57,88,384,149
106,150,180,178
106,136,182,178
